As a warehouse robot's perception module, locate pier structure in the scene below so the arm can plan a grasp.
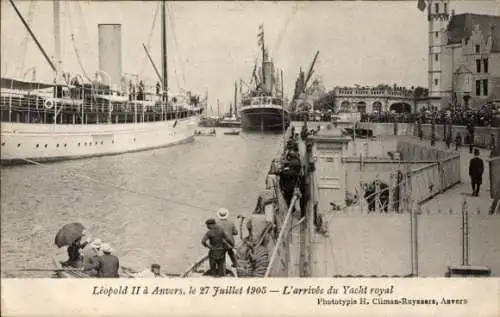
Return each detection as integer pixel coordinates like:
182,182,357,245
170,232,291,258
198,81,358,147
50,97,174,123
297,122,500,277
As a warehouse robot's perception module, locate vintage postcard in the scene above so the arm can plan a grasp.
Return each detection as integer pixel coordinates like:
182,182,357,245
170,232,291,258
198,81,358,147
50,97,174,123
1,0,499,316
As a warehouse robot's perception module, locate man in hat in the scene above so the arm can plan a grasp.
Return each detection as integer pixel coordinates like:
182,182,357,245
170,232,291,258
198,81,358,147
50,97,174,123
201,218,233,277
84,243,120,278
280,161,299,207
216,208,238,268
82,238,102,276
469,149,484,197
134,264,162,278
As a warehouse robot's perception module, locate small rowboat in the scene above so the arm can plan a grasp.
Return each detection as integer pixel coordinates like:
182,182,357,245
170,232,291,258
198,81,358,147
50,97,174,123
50,257,236,278
224,129,240,136
194,130,216,137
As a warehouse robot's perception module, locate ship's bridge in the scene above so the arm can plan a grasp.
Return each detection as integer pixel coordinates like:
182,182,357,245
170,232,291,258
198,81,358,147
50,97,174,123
242,95,283,107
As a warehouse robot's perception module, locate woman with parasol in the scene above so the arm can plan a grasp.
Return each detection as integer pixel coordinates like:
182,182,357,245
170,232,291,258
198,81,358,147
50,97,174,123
55,222,90,268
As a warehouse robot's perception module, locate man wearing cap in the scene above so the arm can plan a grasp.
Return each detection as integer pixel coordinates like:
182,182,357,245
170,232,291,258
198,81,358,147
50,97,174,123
134,264,162,278
84,243,120,278
82,238,102,277
202,218,234,277
216,208,238,268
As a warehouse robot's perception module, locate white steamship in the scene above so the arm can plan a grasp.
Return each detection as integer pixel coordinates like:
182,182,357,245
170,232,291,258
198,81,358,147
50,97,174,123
1,0,201,164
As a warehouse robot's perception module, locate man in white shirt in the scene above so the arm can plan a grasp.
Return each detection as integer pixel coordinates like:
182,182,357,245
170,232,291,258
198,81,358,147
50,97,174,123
216,208,238,267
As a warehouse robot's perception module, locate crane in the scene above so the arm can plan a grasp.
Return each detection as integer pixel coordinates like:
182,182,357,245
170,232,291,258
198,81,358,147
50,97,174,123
292,51,320,100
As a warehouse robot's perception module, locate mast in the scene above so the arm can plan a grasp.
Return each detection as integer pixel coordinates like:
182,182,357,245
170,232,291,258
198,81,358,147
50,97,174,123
234,81,238,118
281,69,284,133
161,0,168,103
53,0,62,79
259,25,265,89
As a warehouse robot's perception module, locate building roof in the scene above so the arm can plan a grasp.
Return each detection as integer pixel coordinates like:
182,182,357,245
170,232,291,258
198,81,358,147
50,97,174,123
447,13,500,52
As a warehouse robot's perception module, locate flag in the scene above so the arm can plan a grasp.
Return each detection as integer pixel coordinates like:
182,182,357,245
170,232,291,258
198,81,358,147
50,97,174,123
257,24,264,47
417,0,426,12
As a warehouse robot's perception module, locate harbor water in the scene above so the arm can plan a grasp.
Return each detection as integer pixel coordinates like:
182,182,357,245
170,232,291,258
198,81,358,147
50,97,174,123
1,129,285,277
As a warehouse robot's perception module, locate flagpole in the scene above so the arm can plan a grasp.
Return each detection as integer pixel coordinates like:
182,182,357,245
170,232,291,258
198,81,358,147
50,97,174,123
281,69,285,134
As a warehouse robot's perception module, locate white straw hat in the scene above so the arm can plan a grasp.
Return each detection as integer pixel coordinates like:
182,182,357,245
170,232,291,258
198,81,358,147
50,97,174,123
90,238,102,249
217,208,229,220
100,243,113,253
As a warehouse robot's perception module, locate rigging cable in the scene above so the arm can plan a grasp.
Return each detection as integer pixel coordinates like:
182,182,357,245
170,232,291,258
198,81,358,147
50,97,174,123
66,2,92,82
167,3,187,88
17,0,37,78
139,2,160,78
4,154,217,213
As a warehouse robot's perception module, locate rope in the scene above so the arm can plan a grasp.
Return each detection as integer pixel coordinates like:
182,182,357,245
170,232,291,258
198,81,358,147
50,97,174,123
167,3,187,87
264,192,299,277
17,0,37,78
139,2,160,77
66,2,91,81
4,155,216,212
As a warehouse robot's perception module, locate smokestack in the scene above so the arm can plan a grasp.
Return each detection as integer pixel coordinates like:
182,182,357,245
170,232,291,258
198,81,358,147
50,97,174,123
98,24,122,89
263,60,273,93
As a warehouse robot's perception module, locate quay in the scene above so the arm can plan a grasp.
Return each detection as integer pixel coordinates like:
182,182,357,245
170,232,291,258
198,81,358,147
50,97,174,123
274,121,500,278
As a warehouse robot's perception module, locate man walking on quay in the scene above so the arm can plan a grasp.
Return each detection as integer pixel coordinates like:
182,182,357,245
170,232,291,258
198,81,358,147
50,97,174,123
469,149,484,197
202,218,233,277
216,208,238,268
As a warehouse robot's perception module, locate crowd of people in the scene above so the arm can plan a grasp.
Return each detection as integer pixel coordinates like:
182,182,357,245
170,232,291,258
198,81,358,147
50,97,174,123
361,104,499,127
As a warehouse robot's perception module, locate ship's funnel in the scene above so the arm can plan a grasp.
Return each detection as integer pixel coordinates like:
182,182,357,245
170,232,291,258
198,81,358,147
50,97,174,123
98,24,122,89
263,60,273,93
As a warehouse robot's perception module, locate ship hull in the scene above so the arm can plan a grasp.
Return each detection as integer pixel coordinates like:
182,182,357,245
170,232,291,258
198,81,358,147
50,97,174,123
0,116,199,165
239,105,290,131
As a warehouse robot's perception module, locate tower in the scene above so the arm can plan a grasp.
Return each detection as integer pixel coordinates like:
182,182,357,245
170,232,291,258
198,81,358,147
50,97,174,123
427,0,450,104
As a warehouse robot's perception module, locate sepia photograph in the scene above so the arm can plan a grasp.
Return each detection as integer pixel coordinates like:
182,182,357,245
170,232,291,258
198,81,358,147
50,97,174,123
1,0,499,315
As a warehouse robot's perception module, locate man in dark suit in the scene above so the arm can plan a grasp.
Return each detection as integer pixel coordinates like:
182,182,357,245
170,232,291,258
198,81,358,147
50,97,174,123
84,243,119,277
202,218,233,277
469,149,484,197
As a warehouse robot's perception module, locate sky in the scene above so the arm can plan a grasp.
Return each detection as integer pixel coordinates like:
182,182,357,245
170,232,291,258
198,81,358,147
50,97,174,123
1,0,499,111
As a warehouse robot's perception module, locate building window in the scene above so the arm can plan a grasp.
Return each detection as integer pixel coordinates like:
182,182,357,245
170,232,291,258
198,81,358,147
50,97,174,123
475,45,480,53
483,59,489,73
476,80,481,96
435,54,439,61
483,79,488,96
435,3,439,13
435,32,438,38
444,3,447,13
434,79,439,86
476,59,481,73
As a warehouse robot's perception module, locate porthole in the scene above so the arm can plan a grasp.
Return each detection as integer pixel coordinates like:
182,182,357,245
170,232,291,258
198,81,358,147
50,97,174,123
56,144,60,148
17,143,21,148
64,144,67,147
44,144,48,148
36,144,39,148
